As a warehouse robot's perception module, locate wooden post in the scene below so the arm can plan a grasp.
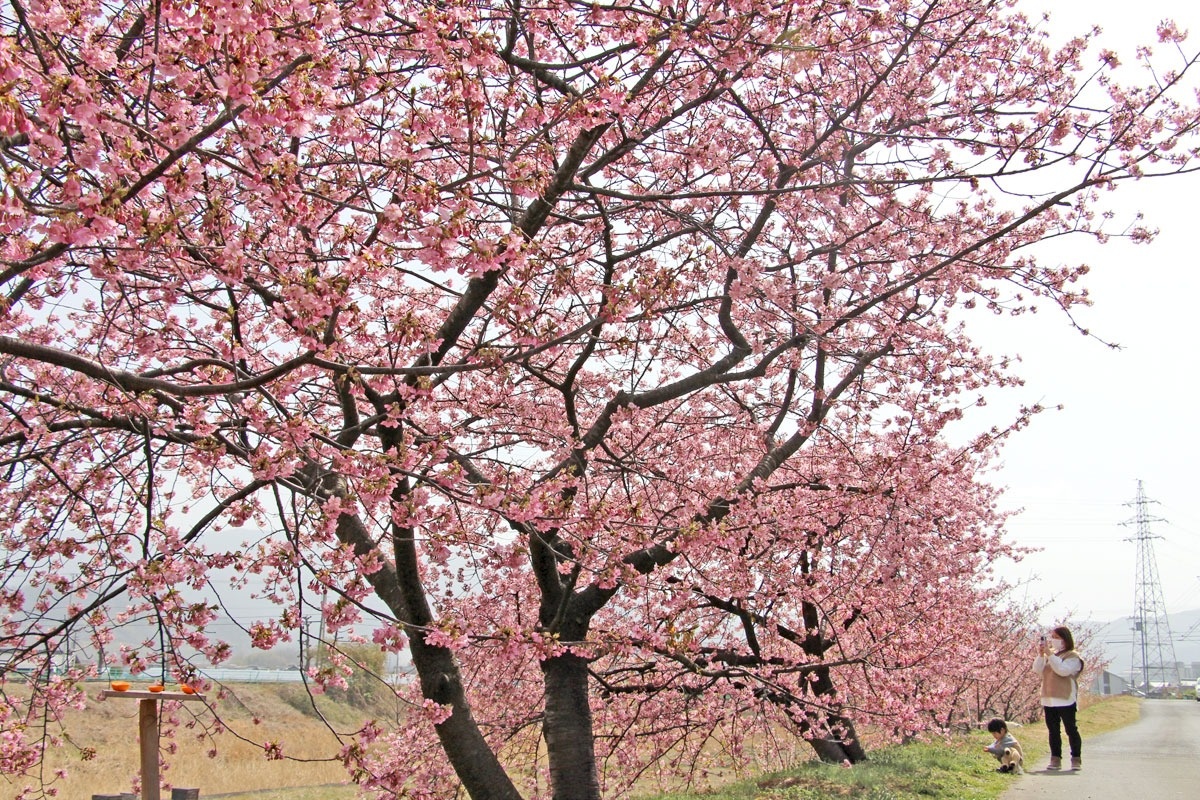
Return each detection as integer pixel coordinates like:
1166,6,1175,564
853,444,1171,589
99,689,206,800
138,698,159,800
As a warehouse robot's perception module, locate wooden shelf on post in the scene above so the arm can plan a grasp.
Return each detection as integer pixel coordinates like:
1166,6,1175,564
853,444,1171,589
98,689,207,800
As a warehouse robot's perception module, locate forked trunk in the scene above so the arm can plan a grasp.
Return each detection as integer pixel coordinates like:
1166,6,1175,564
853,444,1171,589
804,665,868,764
806,712,869,764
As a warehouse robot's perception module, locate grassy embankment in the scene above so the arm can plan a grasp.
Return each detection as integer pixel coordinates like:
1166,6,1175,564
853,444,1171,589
15,687,1140,800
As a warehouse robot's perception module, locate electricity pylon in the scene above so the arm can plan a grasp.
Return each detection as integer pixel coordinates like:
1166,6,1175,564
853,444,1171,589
1125,480,1180,694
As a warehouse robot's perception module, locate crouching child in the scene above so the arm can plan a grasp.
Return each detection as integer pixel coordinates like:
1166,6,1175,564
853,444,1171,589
984,718,1023,774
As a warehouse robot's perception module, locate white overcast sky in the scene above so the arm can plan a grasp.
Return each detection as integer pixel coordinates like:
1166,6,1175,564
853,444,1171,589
976,0,1200,626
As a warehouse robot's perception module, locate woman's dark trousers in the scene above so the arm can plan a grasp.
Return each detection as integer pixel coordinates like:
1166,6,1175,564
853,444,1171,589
1044,703,1081,758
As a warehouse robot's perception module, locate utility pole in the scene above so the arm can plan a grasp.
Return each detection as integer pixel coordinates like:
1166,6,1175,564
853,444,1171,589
1124,480,1180,695
318,589,327,668
301,615,311,671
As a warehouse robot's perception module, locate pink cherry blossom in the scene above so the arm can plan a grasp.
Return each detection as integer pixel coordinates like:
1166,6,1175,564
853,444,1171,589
0,1,1196,798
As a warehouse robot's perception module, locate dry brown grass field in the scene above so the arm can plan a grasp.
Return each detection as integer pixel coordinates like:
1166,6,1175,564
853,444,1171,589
3,681,393,800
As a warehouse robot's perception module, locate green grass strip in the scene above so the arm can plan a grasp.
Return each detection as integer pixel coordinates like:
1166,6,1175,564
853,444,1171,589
648,695,1142,800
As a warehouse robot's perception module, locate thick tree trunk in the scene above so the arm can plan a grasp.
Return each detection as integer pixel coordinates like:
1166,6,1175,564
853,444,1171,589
541,652,601,800
805,711,868,764
809,736,856,764
330,503,523,800
804,666,868,764
413,634,526,800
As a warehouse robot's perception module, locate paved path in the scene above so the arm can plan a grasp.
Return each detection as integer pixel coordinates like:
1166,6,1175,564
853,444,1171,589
1001,699,1200,799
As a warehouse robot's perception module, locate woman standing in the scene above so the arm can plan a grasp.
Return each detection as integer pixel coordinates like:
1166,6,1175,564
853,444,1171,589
1033,625,1084,771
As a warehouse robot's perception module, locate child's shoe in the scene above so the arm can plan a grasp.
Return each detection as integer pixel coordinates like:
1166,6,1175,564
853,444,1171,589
1070,757,1081,771
1047,756,1062,770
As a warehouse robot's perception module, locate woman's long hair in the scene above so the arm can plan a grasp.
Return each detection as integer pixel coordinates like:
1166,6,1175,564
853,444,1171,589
1052,626,1076,651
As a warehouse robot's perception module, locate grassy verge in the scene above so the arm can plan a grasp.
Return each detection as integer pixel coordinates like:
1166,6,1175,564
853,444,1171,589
644,695,1142,800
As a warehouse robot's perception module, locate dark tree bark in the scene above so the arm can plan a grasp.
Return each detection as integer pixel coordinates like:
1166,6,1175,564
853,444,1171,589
330,488,523,800
541,652,602,800
804,665,869,764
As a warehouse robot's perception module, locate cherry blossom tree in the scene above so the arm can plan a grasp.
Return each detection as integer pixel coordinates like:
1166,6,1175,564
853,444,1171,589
1,0,1198,798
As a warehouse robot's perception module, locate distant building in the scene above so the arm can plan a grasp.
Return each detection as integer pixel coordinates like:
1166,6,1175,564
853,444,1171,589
1169,661,1200,681
1092,670,1131,696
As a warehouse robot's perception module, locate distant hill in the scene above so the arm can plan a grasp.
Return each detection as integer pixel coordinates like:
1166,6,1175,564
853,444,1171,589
1086,608,1200,678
